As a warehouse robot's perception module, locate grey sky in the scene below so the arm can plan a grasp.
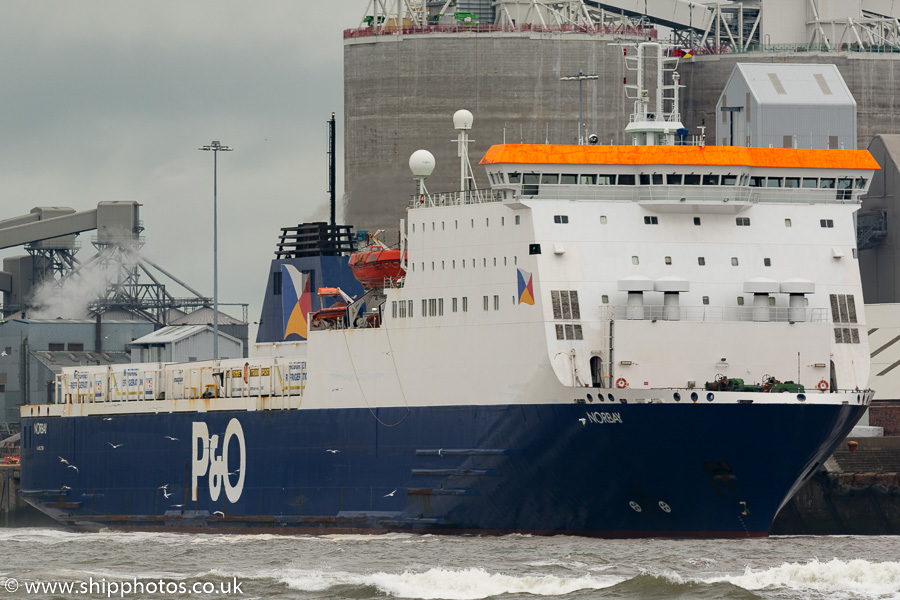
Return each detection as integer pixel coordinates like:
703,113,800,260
1,1,370,339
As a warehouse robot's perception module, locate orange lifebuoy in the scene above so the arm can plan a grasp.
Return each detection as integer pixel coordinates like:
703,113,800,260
616,378,627,389
817,380,829,391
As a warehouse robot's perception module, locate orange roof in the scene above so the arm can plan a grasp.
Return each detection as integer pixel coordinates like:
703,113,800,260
478,144,881,171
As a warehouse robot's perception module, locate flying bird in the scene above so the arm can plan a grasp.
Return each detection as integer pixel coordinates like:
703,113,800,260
213,511,225,517
578,418,587,426
158,484,169,491
102,417,113,421
170,504,183,508
67,464,79,472
60,485,71,490
58,456,69,465
1,351,7,356
331,387,342,392
384,489,397,497
108,442,123,449
163,490,173,498
164,436,179,441
326,449,340,454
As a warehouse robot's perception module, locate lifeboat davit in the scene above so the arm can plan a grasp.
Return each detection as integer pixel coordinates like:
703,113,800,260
349,233,406,288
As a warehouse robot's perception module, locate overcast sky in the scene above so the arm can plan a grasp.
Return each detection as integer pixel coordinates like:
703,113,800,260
0,1,371,341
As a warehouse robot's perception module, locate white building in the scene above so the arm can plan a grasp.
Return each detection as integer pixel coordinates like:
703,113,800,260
128,325,243,363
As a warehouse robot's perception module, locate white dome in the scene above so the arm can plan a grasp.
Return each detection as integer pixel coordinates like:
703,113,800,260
453,109,474,130
409,149,436,178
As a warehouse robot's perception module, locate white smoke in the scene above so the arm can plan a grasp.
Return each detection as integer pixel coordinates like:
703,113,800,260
28,261,111,319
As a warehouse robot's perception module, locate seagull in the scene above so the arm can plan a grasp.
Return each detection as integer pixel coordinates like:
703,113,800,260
67,464,79,472
331,387,341,392
58,456,70,465
213,511,225,517
60,485,71,490
326,449,340,454
383,351,391,355
108,442,123,449
1,351,7,356
170,504,183,508
163,490,173,498
578,418,587,426
384,489,397,497
102,417,113,421
164,436,179,441
158,484,169,491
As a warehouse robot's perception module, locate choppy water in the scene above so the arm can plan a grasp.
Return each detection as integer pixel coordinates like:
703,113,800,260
1,529,899,600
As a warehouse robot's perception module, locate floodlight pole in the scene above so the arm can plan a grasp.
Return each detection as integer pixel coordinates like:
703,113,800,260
198,140,233,360
561,70,599,144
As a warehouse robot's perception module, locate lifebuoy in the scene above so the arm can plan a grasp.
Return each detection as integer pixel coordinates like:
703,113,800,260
817,380,829,391
312,318,321,328
616,378,627,389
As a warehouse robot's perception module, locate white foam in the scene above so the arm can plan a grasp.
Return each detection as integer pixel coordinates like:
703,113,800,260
713,558,900,598
280,567,621,599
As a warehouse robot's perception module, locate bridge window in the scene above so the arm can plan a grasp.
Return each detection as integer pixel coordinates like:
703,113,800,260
684,174,701,185
785,177,800,188
819,178,835,189
581,174,597,185
767,177,783,188
722,175,738,186
509,173,521,183
666,173,683,185
619,174,635,185
560,174,578,184
598,175,615,185
703,174,720,185
541,174,559,185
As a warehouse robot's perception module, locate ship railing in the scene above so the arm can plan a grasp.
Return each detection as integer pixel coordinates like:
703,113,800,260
600,305,830,323
409,189,503,209
503,184,863,205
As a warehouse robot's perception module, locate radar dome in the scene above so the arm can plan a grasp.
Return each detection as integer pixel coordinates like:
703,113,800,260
453,109,474,130
409,149,436,178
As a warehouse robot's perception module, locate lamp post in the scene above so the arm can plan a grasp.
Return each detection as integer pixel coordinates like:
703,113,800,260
560,70,599,144
198,140,233,360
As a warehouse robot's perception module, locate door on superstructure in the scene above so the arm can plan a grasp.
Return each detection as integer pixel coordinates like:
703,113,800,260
590,356,603,388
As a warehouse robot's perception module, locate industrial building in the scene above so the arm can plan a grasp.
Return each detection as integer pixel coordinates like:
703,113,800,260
715,63,857,149
344,0,900,235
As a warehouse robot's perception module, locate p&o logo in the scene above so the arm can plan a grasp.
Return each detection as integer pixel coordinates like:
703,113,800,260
191,418,246,503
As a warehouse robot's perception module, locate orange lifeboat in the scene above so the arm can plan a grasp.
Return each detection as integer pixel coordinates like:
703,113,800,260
349,234,406,288
310,287,349,329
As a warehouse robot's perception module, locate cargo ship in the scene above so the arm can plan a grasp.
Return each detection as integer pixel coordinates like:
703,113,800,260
19,44,877,536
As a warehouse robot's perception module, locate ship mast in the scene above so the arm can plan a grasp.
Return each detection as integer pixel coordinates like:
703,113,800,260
622,42,685,146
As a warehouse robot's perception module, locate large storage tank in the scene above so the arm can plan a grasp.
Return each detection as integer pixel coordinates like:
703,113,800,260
343,26,649,235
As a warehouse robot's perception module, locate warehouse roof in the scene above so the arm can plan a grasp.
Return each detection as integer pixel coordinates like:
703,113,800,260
728,63,856,107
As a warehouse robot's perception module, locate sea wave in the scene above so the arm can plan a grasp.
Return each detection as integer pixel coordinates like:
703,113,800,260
278,566,621,599
714,558,900,597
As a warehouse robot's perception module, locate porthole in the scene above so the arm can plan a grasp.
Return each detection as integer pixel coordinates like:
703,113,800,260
673,392,681,402
797,393,806,402
586,393,593,403
690,392,699,402
607,393,614,402
707,392,715,402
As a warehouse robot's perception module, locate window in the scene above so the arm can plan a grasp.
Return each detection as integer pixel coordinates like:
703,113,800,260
422,299,427,316
541,174,559,185
493,257,497,267
766,177,782,188
483,258,487,267
639,174,650,185
837,178,853,200
768,296,776,306
855,178,868,189
560,174,578,184
749,176,764,187
703,174,720,185
529,244,541,255
693,217,701,226
785,177,800,188
632,256,640,265
666,173,683,185
821,219,834,228
731,257,739,266
736,217,750,226
702,296,709,305
554,215,569,224
493,295,500,310
438,298,443,316
764,258,772,267
486,218,490,227
619,174,635,185
601,295,609,304
49,343,64,352
483,296,489,311
515,215,520,225
785,219,792,227
452,260,456,269
600,216,608,224
509,173,521,183
737,297,745,306
802,178,817,189
684,174,701,185
722,175,738,186
522,173,540,195
408,300,413,317
550,290,581,319
399,302,406,318
581,174,597,185
392,301,398,318
665,256,672,265
452,298,458,313
462,297,468,312
644,216,659,225
598,175,615,185
819,178,835,189
698,257,706,266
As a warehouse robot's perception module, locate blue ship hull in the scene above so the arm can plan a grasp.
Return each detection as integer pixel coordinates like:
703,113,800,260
19,400,865,537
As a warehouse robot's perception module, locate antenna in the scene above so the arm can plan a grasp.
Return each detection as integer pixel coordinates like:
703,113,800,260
453,109,477,196
327,113,336,227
